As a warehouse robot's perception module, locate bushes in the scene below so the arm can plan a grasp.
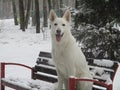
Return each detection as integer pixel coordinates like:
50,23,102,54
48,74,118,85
70,0,120,61
73,23,120,61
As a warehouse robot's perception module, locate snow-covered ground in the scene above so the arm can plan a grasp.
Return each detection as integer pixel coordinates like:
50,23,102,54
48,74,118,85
0,19,120,90
0,19,54,90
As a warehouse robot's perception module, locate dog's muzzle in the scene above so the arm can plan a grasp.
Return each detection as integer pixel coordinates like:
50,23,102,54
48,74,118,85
55,30,64,42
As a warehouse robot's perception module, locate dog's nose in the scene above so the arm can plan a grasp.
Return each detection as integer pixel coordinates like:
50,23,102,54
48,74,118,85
56,29,61,34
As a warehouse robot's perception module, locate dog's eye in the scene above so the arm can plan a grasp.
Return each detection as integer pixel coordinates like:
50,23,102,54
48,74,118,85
62,24,65,26
54,23,58,26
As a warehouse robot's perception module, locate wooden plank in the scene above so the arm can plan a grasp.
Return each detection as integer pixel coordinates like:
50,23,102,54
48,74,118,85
34,64,57,75
36,57,53,65
34,73,57,83
39,52,52,58
93,85,106,90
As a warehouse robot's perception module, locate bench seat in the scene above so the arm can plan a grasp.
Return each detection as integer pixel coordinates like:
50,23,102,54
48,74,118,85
1,77,54,90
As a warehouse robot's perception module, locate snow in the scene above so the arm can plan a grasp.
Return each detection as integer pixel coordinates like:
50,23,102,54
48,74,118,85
0,19,120,90
0,19,53,90
0,19,51,65
113,23,120,31
2,77,54,90
94,59,114,67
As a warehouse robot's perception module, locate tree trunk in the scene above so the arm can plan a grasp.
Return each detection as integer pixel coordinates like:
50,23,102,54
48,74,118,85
75,0,79,9
19,0,25,31
0,0,3,19
52,0,56,10
74,0,79,30
35,0,40,33
24,0,27,10
31,0,36,26
59,0,63,17
12,0,18,25
48,0,52,12
25,0,31,28
43,0,48,27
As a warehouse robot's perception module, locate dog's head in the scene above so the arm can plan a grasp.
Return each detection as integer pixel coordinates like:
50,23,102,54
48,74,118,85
49,10,71,42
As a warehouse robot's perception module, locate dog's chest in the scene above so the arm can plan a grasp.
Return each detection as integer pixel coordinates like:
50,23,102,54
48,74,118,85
53,49,75,77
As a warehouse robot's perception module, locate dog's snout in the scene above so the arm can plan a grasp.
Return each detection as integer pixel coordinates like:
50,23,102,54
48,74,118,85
56,29,61,34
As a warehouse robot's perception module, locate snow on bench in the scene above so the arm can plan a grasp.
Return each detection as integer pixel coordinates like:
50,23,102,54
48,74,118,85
0,51,119,90
2,77,54,90
0,52,57,90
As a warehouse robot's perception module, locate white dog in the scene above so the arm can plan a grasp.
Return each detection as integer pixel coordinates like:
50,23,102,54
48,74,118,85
49,10,92,90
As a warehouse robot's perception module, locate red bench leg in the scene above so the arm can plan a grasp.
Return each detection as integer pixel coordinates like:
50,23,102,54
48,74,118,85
108,84,112,90
69,77,76,90
0,62,5,90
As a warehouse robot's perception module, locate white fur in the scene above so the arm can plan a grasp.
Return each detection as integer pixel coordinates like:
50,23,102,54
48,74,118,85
50,10,92,90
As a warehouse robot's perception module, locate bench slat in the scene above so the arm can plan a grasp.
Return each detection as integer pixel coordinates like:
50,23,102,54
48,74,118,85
39,52,52,58
93,85,106,90
89,65,114,72
36,64,56,70
36,72,58,79
34,72,57,83
34,64,57,75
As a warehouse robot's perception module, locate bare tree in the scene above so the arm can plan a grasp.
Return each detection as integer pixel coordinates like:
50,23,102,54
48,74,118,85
59,0,63,16
25,0,32,28
52,0,56,10
12,0,18,25
51,0,60,16
0,0,3,18
48,0,52,12
75,0,79,9
35,0,40,33
43,0,48,27
19,0,25,31
31,0,36,26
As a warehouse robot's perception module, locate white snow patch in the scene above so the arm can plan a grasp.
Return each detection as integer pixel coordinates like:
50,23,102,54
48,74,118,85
94,59,114,67
2,77,55,90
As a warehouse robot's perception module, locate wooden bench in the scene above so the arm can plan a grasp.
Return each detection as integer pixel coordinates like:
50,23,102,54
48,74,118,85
0,51,119,90
36,52,119,90
69,58,119,90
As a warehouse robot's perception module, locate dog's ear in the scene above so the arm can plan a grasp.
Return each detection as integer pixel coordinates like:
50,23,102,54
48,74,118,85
49,10,57,22
63,10,71,22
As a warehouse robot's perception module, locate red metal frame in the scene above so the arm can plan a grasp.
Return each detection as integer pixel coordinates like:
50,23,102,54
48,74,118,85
0,62,33,90
69,77,112,90
0,62,5,90
69,64,119,90
112,64,119,81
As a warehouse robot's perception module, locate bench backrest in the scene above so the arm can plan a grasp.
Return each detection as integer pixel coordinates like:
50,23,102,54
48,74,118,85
33,52,57,83
87,58,118,82
34,51,118,85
